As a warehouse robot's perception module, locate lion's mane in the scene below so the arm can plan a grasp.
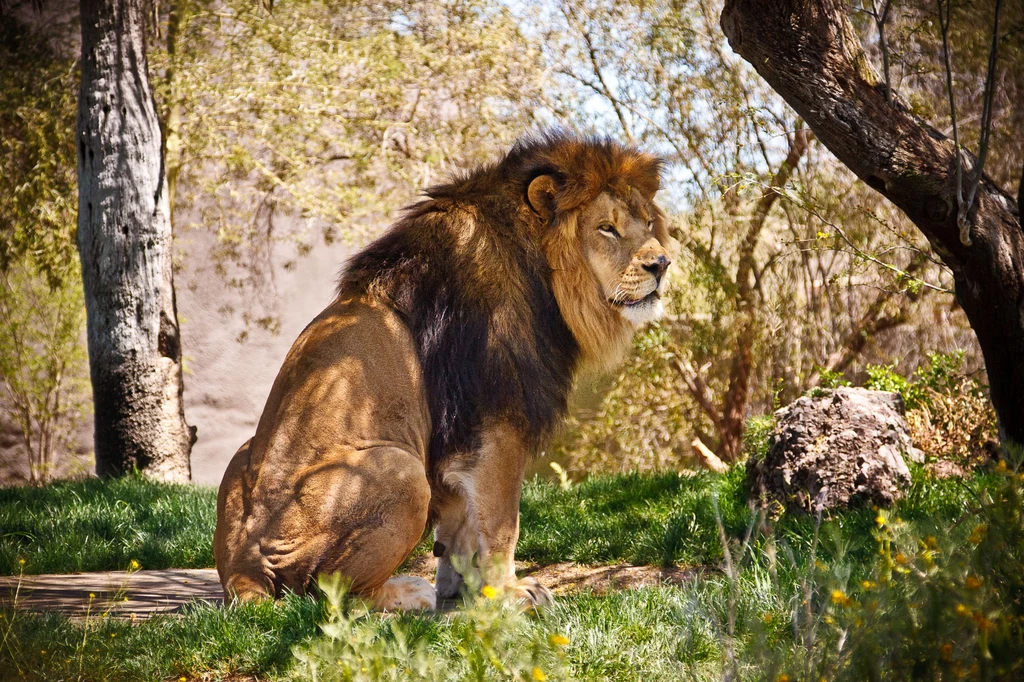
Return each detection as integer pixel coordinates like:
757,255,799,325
339,133,663,475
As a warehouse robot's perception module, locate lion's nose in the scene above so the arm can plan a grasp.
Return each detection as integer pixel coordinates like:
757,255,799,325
641,254,670,281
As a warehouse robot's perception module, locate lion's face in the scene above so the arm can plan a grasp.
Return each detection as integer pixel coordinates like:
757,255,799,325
529,165,670,366
577,192,670,326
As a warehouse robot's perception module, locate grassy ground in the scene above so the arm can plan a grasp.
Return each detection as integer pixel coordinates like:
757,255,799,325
0,467,994,576
2,466,1020,680
1,586,701,681
0,476,216,575
0,580,793,682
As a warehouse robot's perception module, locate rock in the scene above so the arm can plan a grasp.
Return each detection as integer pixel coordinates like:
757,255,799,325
747,387,924,512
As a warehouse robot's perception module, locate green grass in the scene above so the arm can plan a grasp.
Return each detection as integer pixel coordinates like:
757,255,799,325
0,476,217,575
1,466,1020,681
1,593,324,681
0,582,822,681
1,467,998,576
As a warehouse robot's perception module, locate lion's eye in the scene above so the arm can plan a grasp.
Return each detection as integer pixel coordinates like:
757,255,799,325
647,220,654,230
597,223,620,239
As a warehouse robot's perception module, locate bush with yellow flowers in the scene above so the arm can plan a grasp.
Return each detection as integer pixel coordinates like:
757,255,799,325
294,573,569,682
745,448,1024,681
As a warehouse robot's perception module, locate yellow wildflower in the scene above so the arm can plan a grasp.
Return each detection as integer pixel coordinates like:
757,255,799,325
17,558,25,566
128,559,141,571
89,593,95,600
861,580,876,590
549,634,570,646
830,589,853,607
969,525,987,544
777,675,791,682
894,552,908,565
875,514,886,528
925,536,938,549
965,575,983,590
532,666,547,681
995,460,1007,473
972,611,992,632
955,603,971,616
481,585,498,600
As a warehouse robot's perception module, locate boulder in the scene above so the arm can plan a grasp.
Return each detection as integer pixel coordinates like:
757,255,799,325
747,387,924,512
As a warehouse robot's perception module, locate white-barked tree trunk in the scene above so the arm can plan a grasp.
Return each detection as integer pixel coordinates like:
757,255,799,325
77,0,194,481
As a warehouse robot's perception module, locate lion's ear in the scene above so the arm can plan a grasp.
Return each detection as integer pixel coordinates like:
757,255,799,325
527,175,558,222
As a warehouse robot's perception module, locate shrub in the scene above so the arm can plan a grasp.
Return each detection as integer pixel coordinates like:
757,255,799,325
0,256,90,484
906,354,998,468
294,575,569,682
742,415,774,461
719,455,1024,680
864,363,926,410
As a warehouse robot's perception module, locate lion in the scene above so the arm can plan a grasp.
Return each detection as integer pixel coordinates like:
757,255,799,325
214,133,672,610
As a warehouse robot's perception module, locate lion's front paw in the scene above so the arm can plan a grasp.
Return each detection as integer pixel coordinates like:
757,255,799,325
373,575,437,611
513,577,554,609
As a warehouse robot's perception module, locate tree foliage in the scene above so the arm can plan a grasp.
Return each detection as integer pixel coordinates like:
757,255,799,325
0,18,78,290
153,0,549,324
0,18,89,483
543,0,977,470
0,0,1011,478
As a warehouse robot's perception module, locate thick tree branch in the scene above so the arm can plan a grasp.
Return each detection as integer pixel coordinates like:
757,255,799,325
719,0,1024,446
1019,160,1023,211
720,0,1019,269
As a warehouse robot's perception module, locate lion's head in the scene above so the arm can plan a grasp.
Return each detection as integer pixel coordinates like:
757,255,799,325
521,137,671,366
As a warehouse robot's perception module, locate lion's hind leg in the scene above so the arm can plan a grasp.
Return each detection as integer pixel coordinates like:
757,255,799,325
215,439,276,602
292,444,433,608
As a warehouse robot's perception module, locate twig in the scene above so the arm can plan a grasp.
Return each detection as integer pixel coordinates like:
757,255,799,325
872,0,893,103
559,3,636,144
798,201,952,294
936,0,967,244
961,0,1003,231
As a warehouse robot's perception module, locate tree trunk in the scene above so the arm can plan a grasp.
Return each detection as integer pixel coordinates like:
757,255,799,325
77,0,194,481
720,0,1024,447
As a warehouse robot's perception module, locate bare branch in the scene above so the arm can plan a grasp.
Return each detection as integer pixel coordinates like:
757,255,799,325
961,0,1003,229
559,3,636,144
936,0,967,244
811,256,929,383
870,0,893,103
672,357,726,438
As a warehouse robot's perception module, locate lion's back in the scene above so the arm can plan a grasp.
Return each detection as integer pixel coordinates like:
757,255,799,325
247,296,432,475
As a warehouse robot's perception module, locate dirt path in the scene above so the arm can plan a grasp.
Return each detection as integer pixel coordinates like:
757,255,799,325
0,556,700,620
0,568,221,620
